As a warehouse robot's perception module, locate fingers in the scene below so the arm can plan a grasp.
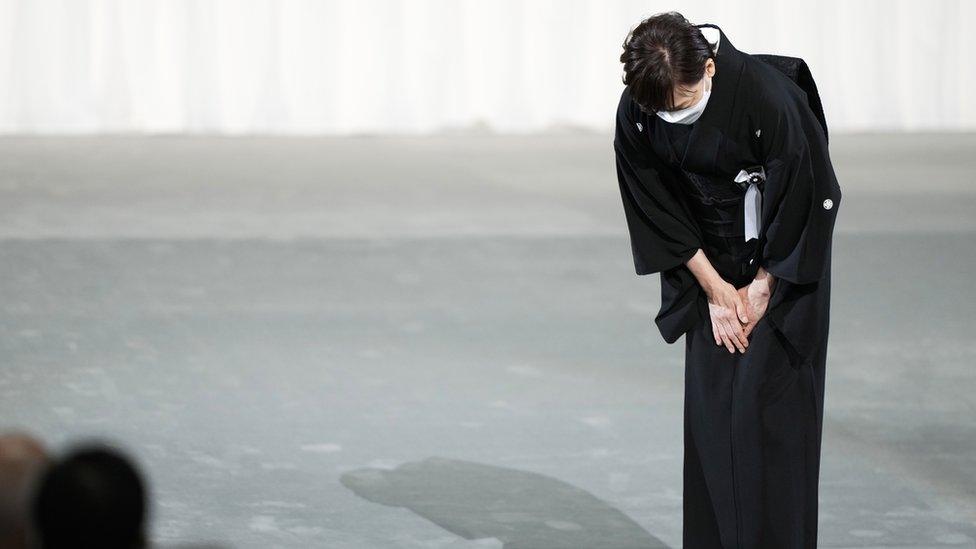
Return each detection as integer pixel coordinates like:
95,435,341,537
724,318,748,353
734,294,750,325
707,291,751,354
713,314,748,354
735,317,750,350
715,321,736,354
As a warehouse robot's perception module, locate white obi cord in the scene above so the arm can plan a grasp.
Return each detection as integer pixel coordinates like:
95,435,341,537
734,166,766,242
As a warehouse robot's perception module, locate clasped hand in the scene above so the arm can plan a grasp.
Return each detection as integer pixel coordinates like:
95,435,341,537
706,276,774,354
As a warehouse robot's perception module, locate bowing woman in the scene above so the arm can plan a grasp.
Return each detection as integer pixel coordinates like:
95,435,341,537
613,12,842,549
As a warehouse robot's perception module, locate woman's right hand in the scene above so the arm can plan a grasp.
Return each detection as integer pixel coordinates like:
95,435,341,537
705,280,750,354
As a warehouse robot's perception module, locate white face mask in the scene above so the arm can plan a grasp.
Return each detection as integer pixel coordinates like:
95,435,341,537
655,74,712,125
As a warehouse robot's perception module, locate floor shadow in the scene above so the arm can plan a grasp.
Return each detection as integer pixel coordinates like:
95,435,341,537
340,456,670,548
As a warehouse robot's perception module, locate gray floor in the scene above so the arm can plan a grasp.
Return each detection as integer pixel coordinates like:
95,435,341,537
1,133,974,548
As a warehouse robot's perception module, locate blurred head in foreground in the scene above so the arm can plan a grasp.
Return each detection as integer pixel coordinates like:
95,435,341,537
32,442,148,549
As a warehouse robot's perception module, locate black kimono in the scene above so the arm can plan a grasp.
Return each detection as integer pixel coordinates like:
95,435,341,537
613,24,841,548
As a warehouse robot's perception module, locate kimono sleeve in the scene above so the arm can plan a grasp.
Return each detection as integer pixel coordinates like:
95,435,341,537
613,90,704,275
756,84,842,285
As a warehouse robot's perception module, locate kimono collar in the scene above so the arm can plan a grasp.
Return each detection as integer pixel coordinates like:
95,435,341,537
661,23,747,170
690,23,746,131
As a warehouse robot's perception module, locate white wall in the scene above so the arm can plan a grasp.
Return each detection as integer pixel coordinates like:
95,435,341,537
1,0,971,134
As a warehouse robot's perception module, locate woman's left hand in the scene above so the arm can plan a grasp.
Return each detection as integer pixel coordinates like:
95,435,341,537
737,269,776,339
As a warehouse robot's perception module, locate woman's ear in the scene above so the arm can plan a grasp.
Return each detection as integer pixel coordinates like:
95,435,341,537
705,58,716,77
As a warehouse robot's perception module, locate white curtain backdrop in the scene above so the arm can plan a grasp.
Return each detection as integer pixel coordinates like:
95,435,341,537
1,0,971,134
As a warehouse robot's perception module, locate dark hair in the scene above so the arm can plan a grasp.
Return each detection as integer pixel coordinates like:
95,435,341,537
31,443,147,549
619,11,716,114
